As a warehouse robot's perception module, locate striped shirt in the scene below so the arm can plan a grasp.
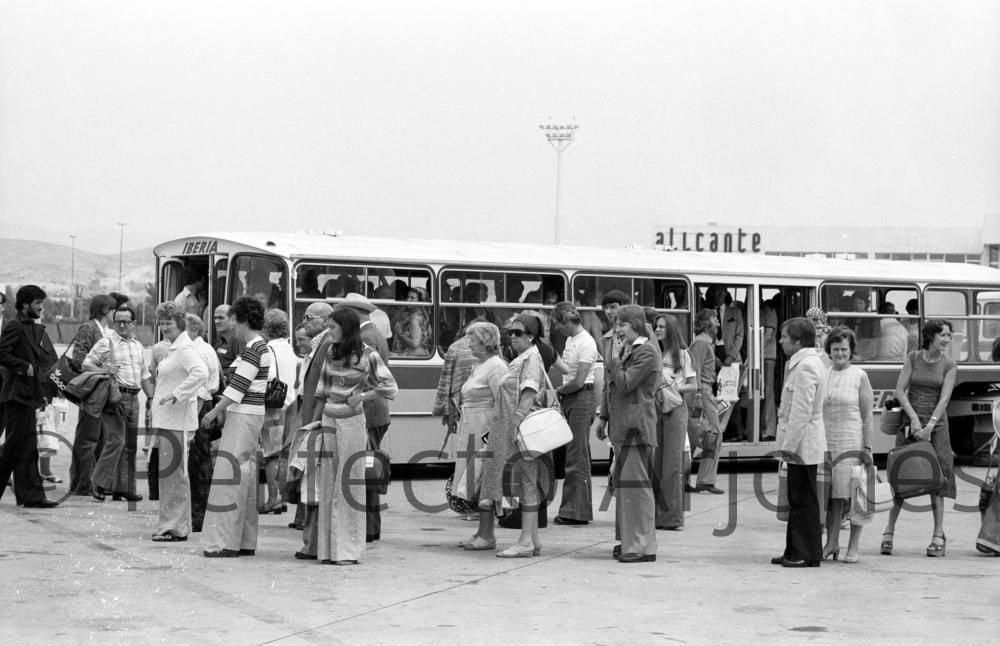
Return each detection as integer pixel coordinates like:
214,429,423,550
84,331,150,389
316,344,397,419
223,334,272,414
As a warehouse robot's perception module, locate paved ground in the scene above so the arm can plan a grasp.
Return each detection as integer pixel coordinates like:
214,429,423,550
2,437,999,646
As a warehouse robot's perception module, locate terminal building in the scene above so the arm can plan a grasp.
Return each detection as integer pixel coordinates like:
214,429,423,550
652,214,1000,268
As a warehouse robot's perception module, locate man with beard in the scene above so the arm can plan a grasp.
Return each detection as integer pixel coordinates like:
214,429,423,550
0,285,59,507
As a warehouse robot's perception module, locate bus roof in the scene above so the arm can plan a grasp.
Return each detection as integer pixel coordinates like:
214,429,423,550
155,232,1000,285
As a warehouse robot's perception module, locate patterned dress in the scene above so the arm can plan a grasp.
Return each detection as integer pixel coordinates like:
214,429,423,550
479,344,547,510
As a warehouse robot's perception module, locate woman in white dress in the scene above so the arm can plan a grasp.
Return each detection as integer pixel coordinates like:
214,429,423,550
821,326,873,563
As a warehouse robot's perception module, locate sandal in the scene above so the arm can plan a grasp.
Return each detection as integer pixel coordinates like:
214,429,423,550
880,532,894,555
463,537,497,551
926,533,946,557
151,533,188,542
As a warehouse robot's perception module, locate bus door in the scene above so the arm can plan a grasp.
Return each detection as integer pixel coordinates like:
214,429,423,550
758,285,812,444
693,282,753,443
157,253,215,336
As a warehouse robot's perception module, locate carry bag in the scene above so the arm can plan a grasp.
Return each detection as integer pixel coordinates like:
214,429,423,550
515,370,572,457
880,398,904,436
886,437,946,499
517,408,572,455
655,377,684,414
716,362,740,402
776,462,789,521
263,349,288,410
45,332,82,405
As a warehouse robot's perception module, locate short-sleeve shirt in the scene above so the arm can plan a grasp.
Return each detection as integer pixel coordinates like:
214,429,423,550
561,329,598,386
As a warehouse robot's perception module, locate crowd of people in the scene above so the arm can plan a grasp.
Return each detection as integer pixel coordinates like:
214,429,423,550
1,281,999,567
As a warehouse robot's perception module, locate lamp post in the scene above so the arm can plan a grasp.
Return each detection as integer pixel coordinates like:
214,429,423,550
117,222,126,290
69,235,77,319
539,122,578,245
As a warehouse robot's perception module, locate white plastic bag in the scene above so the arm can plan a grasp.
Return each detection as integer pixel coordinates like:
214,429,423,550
717,362,740,402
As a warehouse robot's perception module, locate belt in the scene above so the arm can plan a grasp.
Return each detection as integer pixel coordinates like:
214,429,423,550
563,384,593,395
119,386,140,395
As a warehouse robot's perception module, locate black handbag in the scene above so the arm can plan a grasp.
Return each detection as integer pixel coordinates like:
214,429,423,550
264,348,287,410
45,332,82,404
886,434,946,500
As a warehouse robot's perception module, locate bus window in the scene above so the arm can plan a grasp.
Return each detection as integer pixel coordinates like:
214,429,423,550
976,291,1000,361
230,255,288,313
925,288,969,361
438,269,565,353
822,284,917,362
159,260,184,303
213,258,228,309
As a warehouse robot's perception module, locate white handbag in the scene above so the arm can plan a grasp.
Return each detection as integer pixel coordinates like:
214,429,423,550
516,407,572,455
515,372,572,456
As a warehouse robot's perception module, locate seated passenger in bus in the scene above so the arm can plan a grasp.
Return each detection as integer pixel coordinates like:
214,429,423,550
297,269,323,299
322,274,358,298
247,263,285,310
848,291,878,361
875,302,907,361
392,287,431,357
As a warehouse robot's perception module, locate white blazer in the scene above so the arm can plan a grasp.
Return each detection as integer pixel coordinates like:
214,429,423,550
777,347,828,466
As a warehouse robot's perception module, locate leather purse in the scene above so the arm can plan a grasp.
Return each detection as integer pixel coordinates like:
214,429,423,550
880,398,904,436
515,364,572,457
655,377,683,414
886,435,946,499
263,349,287,410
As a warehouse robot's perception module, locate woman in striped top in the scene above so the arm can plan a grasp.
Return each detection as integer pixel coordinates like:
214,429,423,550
294,307,397,565
200,297,273,558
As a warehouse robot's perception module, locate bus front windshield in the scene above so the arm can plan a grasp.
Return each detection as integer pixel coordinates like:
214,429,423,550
229,255,289,313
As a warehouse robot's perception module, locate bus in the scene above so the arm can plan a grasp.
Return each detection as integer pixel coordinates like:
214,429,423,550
154,232,1000,465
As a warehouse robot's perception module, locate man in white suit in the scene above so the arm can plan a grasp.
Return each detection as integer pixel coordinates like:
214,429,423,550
771,317,827,568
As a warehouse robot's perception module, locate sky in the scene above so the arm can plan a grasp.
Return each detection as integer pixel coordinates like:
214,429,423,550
1,1,998,255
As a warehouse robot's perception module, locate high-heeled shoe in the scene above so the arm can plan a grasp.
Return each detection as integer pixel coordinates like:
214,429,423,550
926,533,946,557
532,543,541,556
822,545,840,561
843,552,860,564
880,532,894,555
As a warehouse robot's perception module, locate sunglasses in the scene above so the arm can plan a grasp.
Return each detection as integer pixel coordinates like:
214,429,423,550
505,328,527,338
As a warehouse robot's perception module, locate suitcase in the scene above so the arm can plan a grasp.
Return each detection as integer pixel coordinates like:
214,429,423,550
886,439,946,499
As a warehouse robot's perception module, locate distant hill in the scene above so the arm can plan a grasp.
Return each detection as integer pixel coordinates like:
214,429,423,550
0,239,155,300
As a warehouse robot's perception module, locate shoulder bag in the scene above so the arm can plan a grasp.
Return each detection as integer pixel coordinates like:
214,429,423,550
46,330,83,404
655,369,683,414
516,361,572,456
263,347,287,410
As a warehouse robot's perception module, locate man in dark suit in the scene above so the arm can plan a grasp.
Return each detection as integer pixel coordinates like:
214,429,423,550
0,285,59,507
333,293,391,543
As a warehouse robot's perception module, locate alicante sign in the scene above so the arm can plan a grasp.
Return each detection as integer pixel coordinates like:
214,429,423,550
654,227,762,253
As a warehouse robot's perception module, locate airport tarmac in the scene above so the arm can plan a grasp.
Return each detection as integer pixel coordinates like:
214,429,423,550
2,447,998,646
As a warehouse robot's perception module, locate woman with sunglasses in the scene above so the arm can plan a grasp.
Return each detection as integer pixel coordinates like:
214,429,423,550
479,313,552,558
592,304,662,563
